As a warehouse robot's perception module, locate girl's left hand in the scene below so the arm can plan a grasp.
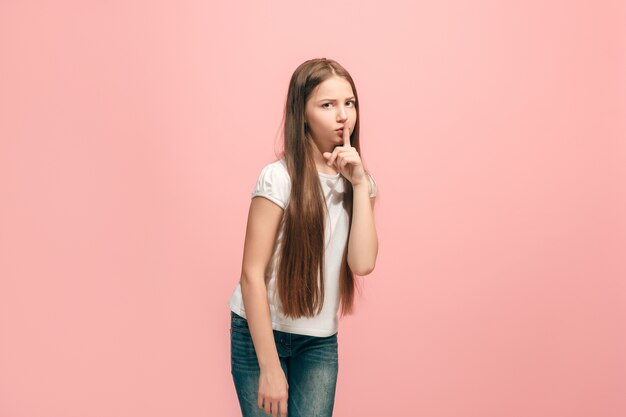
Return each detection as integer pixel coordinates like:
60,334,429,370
322,126,366,186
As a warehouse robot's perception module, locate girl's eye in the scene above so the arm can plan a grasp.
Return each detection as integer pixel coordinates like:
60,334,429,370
322,100,356,108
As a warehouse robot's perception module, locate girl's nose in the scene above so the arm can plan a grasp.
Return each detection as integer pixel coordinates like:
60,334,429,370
337,108,348,121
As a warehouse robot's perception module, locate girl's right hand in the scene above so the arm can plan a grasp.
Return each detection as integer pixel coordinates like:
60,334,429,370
258,365,289,417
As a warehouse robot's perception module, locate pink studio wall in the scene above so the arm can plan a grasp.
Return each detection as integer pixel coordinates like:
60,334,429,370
1,1,624,416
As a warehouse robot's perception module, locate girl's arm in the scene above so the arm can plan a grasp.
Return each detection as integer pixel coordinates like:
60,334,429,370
323,126,378,276
240,196,282,369
239,196,289,414
347,182,378,275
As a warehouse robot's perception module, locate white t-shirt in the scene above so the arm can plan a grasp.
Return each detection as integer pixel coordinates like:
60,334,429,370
228,157,377,337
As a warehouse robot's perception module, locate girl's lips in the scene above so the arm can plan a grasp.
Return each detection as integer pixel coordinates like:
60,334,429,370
336,129,343,135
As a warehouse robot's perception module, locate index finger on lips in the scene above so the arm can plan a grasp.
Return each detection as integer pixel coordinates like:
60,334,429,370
343,124,351,147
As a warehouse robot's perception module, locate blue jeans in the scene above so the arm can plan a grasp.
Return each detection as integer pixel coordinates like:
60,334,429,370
230,311,339,417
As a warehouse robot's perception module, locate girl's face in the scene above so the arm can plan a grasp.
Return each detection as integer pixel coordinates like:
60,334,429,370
304,75,357,153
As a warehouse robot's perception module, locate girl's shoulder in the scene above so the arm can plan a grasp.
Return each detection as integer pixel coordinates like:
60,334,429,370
258,157,290,181
251,158,291,209
271,157,288,173
366,170,378,198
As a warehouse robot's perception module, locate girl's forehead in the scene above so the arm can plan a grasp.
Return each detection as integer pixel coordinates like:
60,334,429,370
313,76,353,98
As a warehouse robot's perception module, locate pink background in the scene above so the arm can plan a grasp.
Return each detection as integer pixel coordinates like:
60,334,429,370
1,1,625,416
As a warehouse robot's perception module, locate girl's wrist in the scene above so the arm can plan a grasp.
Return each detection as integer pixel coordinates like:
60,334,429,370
352,182,369,192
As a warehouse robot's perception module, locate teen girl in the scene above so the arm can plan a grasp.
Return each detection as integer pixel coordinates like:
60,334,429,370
228,58,378,417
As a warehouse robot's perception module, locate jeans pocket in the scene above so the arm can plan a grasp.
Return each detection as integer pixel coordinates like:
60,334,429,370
230,322,259,372
230,311,249,333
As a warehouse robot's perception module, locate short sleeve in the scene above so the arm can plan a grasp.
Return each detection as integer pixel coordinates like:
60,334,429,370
367,172,378,198
251,161,291,209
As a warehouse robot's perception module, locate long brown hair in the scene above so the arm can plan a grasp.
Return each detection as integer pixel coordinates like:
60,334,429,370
276,58,365,319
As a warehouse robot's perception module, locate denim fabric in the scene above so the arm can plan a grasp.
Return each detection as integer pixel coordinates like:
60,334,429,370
230,311,339,417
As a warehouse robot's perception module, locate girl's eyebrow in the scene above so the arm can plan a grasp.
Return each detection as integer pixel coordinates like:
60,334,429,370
317,96,356,102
